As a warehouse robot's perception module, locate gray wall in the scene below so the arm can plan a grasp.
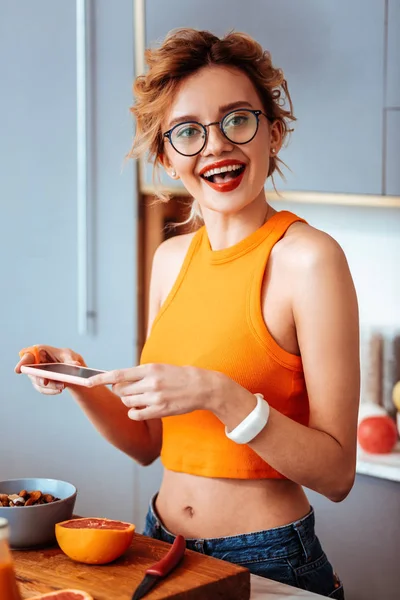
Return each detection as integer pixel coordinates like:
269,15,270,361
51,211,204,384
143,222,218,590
0,0,139,522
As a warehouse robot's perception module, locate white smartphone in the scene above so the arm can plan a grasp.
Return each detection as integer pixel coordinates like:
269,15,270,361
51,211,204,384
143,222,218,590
20,363,106,387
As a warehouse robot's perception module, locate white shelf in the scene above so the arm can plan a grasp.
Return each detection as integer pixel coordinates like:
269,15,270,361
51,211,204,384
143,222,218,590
356,443,400,483
250,574,322,599
140,184,400,208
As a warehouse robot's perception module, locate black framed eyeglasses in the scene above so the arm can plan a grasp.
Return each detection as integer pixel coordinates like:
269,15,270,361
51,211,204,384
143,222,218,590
163,108,270,157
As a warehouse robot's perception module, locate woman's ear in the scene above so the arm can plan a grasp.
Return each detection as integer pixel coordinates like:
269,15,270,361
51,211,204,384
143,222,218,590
269,120,284,156
158,152,179,179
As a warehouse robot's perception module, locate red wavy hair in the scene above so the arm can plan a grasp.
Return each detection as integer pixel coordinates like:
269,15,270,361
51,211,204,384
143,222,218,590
128,28,295,210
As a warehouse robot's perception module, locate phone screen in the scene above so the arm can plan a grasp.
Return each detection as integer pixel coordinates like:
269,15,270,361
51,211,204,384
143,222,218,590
27,364,104,379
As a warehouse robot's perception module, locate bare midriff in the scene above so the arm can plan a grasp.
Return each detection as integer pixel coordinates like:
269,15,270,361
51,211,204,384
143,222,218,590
155,469,311,539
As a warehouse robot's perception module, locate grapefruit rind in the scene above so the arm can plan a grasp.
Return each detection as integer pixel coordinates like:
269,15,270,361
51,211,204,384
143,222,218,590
55,517,135,565
29,590,93,599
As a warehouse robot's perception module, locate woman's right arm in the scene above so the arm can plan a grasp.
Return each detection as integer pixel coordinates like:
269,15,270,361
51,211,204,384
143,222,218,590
15,347,161,466
15,247,165,466
68,383,162,466
69,245,166,465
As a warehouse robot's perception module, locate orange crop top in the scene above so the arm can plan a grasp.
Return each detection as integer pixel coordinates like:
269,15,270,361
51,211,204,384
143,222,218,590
140,210,310,479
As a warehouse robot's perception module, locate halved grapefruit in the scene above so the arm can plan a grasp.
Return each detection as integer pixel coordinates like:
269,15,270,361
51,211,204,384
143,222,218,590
55,517,135,565
29,591,93,599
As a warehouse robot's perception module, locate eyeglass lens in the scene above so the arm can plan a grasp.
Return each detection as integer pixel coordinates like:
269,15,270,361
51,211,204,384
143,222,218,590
169,110,258,156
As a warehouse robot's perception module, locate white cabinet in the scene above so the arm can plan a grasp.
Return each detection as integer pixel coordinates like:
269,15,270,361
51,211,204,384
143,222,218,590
385,111,400,195
387,0,400,108
144,0,386,195
385,0,400,196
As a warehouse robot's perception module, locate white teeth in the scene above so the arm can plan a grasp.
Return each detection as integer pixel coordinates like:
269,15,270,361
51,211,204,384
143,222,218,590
202,164,243,178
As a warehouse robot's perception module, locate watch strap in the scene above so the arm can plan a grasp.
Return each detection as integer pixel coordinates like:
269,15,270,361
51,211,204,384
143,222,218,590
225,393,270,444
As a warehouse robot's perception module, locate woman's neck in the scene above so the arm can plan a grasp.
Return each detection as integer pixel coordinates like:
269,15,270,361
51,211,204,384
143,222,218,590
201,192,275,251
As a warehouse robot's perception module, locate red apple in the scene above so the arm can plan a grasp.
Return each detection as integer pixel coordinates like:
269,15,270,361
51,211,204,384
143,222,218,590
358,415,398,454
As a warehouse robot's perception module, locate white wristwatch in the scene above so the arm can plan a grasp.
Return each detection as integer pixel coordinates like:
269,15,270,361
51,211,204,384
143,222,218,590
225,393,270,444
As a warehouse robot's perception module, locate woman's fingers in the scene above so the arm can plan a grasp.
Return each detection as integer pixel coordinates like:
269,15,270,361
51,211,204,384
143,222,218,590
14,352,35,373
34,386,62,396
112,380,150,397
15,345,58,372
17,345,84,367
60,350,86,366
36,346,80,364
16,344,84,397
119,393,150,408
31,381,63,395
39,348,58,362
42,379,64,391
43,379,64,391
28,375,64,393
128,405,160,421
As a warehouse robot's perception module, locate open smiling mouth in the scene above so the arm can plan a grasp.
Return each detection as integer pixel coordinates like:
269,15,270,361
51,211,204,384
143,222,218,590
200,162,246,192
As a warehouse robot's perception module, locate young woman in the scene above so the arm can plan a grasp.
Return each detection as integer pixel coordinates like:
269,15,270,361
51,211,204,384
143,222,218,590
16,29,359,598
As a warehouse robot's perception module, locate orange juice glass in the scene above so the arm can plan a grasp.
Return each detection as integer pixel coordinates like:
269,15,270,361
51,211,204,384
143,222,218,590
0,518,22,600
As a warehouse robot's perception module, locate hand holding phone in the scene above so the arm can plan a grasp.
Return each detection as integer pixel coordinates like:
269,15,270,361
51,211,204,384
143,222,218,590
16,344,92,395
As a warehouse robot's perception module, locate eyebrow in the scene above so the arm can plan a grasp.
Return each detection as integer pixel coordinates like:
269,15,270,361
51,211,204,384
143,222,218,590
167,101,254,129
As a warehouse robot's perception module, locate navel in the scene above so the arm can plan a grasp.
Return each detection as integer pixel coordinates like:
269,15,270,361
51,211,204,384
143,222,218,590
183,505,195,518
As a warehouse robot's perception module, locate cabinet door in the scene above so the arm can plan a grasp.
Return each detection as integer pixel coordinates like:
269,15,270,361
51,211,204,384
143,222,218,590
387,0,400,107
385,111,400,195
0,0,138,522
144,0,385,195
385,0,400,196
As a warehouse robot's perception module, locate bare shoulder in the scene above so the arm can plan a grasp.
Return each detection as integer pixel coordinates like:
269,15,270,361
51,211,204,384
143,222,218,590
147,231,197,334
272,220,349,274
272,220,358,328
153,231,197,271
151,231,197,304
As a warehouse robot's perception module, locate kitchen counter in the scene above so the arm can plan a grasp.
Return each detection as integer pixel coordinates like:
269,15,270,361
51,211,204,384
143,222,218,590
356,442,400,482
251,574,323,598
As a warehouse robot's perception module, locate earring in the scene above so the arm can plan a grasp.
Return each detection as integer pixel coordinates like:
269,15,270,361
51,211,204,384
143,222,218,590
171,169,176,177
271,148,276,154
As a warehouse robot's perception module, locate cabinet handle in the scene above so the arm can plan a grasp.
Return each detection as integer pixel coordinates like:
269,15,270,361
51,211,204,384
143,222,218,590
76,0,95,334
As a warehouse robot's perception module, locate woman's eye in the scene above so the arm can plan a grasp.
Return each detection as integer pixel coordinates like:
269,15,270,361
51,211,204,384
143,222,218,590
226,115,248,127
176,126,201,138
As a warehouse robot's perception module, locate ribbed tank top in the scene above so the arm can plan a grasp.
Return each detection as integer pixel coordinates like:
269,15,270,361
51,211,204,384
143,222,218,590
140,210,309,479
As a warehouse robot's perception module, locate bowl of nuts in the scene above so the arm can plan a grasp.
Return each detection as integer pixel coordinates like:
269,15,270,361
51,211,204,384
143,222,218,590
0,477,77,548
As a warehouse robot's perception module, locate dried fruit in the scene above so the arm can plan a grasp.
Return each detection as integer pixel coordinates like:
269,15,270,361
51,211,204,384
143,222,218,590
0,494,9,507
0,489,60,507
43,494,56,503
8,495,25,506
29,490,42,502
56,517,135,564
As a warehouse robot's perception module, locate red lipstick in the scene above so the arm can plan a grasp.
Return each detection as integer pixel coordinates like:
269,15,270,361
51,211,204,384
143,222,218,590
199,159,246,193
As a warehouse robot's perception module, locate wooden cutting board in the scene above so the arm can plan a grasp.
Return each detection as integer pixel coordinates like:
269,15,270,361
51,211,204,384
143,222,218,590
13,533,250,599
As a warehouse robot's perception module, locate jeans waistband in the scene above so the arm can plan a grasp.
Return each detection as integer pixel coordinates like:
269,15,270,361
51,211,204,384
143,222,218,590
146,493,316,559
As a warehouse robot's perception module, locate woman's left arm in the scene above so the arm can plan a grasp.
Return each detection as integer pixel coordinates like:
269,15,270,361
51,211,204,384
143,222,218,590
215,232,360,502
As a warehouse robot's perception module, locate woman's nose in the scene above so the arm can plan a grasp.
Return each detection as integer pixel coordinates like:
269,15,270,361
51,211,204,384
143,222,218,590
202,124,234,157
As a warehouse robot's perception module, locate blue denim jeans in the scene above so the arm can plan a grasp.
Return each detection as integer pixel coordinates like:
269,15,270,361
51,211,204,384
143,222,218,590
142,494,344,599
